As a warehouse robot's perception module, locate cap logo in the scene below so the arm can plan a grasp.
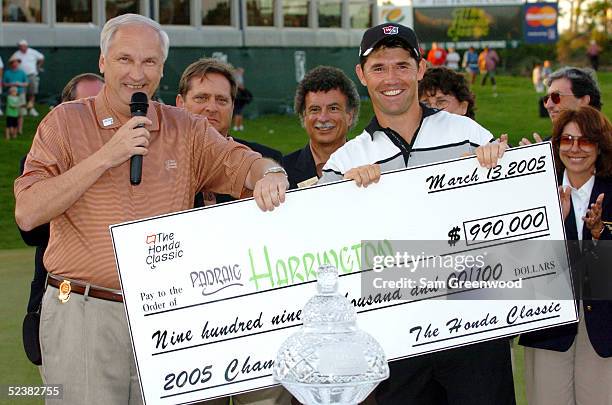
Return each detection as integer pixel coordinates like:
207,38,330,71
383,26,399,35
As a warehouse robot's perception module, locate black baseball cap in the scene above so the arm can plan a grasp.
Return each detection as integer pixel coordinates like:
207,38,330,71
359,23,421,61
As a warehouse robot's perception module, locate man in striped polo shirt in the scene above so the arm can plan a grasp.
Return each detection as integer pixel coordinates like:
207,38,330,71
319,23,514,405
14,14,288,405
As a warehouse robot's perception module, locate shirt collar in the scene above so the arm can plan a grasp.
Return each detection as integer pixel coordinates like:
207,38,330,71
562,170,595,200
94,86,160,131
365,103,439,140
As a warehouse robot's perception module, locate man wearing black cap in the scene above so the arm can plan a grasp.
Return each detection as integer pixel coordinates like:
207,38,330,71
318,23,515,405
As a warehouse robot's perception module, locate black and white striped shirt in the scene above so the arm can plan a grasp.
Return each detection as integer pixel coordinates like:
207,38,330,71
319,106,494,183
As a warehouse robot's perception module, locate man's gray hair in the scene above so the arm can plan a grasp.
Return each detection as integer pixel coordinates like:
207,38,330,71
546,66,602,110
100,14,170,62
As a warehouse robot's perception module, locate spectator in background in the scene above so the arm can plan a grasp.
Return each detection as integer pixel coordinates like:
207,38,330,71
542,60,552,85
232,67,252,131
480,46,500,96
60,73,104,102
445,46,460,70
18,72,104,367
283,66,360,189
11,39,44,116
176,58,283,207
5,86,21,139
532,62,544,93
3,55,28,135
0,56,4,115
519,67,602,145
427,42,447,66
419,66,476,119
462,46,479,84
175,58,290,405
542,67,601,122
587,40,602,71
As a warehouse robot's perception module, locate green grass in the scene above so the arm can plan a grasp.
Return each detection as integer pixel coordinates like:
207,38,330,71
1,74,611,403
0,248,43,405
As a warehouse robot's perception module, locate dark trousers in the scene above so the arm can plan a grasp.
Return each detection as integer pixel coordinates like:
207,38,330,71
481,71,496,86
589,55,599,71
375,339,516,405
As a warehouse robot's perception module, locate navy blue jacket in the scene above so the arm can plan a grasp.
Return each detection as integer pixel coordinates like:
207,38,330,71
282,144,318,190
519,176,612,358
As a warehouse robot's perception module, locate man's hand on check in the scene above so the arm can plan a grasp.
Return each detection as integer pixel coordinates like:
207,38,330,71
559,186,571,221
253,172,289,212
519,132,544,146
475,137,508,169
344,164,381,187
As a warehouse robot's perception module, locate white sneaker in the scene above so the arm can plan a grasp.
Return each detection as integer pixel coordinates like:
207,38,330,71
29,108,39,117
0,109,4,116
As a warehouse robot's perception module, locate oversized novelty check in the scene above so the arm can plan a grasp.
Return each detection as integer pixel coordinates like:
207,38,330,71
110,142,577,405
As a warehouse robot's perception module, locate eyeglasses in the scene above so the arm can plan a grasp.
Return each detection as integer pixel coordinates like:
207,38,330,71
543,91,574,104
421,98,450,111
559,135,597,151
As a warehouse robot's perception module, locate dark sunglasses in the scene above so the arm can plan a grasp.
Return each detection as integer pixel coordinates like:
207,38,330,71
559,135,597,151
543,91,574,104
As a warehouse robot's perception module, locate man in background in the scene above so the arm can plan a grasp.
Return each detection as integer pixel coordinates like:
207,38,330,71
60,73,105,103
19,73,104,366
3,55,28,134
176,59,291,405
462,46,479,84
283,66,360,189
519,66,602,145
427,42,447,66
479,46,499,96
176,58,283,206
11,39,44,116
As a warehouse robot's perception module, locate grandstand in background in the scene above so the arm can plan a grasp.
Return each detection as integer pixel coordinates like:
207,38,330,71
0,0,537,113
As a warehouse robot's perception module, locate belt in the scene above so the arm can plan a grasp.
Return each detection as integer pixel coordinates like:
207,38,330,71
47,275,123,303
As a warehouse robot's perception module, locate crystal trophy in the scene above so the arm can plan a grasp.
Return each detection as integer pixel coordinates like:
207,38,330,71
273,264,389,405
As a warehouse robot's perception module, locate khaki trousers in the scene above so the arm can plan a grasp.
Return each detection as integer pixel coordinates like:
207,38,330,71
40,286,142,405
524,306,612,405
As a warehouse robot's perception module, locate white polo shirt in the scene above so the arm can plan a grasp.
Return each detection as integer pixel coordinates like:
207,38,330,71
11,48,44,76
319,106,494,183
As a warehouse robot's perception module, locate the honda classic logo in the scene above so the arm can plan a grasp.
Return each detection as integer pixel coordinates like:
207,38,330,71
145,232,184,269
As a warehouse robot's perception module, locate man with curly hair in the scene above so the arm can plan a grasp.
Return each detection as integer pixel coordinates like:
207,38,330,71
283,65,360,189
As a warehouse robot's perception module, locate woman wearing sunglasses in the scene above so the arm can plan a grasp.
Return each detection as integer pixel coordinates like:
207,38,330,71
520,106,612,405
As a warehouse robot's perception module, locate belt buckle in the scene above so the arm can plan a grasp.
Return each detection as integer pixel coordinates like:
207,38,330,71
58,280,71,303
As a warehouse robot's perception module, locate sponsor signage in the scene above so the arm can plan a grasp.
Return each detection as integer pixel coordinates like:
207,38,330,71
413,5,522,43
379,5,414,28
524,2,558,44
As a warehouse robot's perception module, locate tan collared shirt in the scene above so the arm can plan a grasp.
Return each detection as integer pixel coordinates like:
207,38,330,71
15,87,261,289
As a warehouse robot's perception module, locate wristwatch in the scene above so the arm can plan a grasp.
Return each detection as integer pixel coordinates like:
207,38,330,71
263,166,288,177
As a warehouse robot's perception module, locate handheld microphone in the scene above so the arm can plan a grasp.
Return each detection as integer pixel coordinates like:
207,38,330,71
129,92,148,185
